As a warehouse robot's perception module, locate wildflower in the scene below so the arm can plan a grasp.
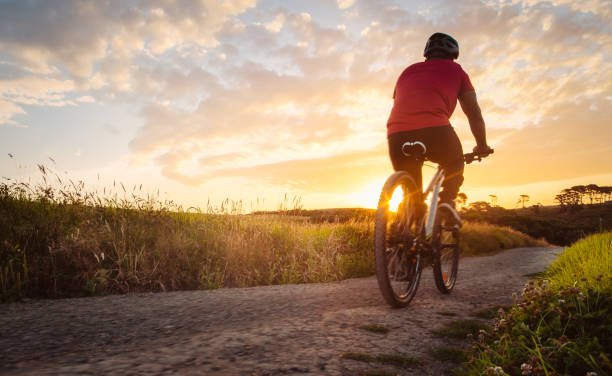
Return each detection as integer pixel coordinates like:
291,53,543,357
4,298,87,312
586,372,598,376
485,366,505,376
595,274,602,281
558,299,566,304
477,328,488,341
581,277,587,281
521,363,533,375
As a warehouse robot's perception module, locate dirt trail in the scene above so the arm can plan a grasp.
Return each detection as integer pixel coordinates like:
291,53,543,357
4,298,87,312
1,247,562,376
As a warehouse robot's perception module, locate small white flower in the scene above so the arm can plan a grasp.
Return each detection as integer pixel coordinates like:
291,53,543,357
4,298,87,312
521,363,533,375
586,372,598,376
485,366,505,375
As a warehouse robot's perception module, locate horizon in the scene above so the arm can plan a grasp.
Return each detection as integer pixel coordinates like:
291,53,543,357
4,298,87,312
1,0,611,211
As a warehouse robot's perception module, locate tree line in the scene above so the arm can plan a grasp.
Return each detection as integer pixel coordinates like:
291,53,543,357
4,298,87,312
458,185,612,246
554,184,612,209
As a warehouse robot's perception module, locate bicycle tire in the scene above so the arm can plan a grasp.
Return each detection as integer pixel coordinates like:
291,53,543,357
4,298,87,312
374,171,423,308
432,205,460,293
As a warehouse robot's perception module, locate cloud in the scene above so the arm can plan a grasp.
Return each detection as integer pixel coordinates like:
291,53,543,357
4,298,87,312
0,0,257,126
193,145,389,192
337,0,356,10
1,0,610,206
0,99,26,127
0,0,256,78
76,96,96,103
0,75,76,126
0,1,112,78
258,13,285,32
123,1,611,193
1,76,76,105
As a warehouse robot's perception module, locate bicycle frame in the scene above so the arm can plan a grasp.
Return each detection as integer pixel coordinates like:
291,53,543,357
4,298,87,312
423,167,445,238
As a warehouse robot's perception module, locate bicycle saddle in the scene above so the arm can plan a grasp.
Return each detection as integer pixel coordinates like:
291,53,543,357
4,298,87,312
401,141,426,160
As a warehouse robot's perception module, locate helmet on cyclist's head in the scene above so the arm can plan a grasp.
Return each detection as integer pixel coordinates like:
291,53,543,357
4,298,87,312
424,32,459,60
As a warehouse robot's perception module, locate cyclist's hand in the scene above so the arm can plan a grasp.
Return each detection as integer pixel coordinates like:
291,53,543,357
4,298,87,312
472,144,493,156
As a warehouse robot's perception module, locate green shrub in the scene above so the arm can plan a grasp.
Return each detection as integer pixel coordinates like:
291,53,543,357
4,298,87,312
460,222,547,256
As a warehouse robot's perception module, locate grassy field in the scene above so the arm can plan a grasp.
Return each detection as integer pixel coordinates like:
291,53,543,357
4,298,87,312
461,203,612,246
1,178,545,302
458,232,612,376
266,203,612,246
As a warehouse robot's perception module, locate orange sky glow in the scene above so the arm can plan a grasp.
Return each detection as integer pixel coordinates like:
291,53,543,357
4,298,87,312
1,0,611,211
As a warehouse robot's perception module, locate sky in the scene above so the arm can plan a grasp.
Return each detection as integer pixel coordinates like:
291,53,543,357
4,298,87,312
1,0,611,211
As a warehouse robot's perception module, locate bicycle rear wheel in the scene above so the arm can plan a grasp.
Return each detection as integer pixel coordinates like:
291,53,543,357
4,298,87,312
374,171,423,308
432,205,460,293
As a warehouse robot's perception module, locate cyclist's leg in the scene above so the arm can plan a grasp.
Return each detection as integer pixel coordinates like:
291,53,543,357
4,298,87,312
421,126,464,207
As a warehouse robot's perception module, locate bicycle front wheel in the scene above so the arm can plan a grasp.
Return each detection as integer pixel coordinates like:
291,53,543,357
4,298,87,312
432,205,460,293
374,171,423,308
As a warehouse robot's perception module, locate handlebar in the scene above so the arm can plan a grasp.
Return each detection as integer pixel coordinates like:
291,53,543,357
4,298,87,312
464,149,494,164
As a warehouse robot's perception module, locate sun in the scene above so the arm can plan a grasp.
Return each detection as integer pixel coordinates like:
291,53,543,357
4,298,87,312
348,181,380,209
350,180,404,211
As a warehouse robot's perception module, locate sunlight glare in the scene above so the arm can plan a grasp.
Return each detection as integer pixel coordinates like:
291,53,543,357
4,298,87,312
350,180,406,210
388,186,404,213
350,180,385,209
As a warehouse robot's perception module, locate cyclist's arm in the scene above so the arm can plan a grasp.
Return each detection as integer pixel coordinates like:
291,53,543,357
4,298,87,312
458,90,489,149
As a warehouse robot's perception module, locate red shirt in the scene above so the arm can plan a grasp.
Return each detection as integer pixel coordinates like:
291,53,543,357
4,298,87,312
387,59,474,135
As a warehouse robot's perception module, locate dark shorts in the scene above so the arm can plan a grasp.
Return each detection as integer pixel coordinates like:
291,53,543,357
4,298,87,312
387,125,464,202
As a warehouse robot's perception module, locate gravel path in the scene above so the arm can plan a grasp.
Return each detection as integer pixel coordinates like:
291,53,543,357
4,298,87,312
1,247,562,376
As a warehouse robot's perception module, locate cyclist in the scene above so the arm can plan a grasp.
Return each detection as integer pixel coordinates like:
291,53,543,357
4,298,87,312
386,32,493,209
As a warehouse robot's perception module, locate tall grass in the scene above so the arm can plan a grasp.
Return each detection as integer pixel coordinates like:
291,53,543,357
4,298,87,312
1,164,546,302
459,232,612,376
0,168,375,301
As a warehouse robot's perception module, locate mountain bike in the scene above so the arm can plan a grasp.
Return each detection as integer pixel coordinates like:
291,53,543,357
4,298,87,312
374,142,493,307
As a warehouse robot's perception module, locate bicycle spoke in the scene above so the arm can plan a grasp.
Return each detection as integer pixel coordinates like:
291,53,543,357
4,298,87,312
374,172,423,307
